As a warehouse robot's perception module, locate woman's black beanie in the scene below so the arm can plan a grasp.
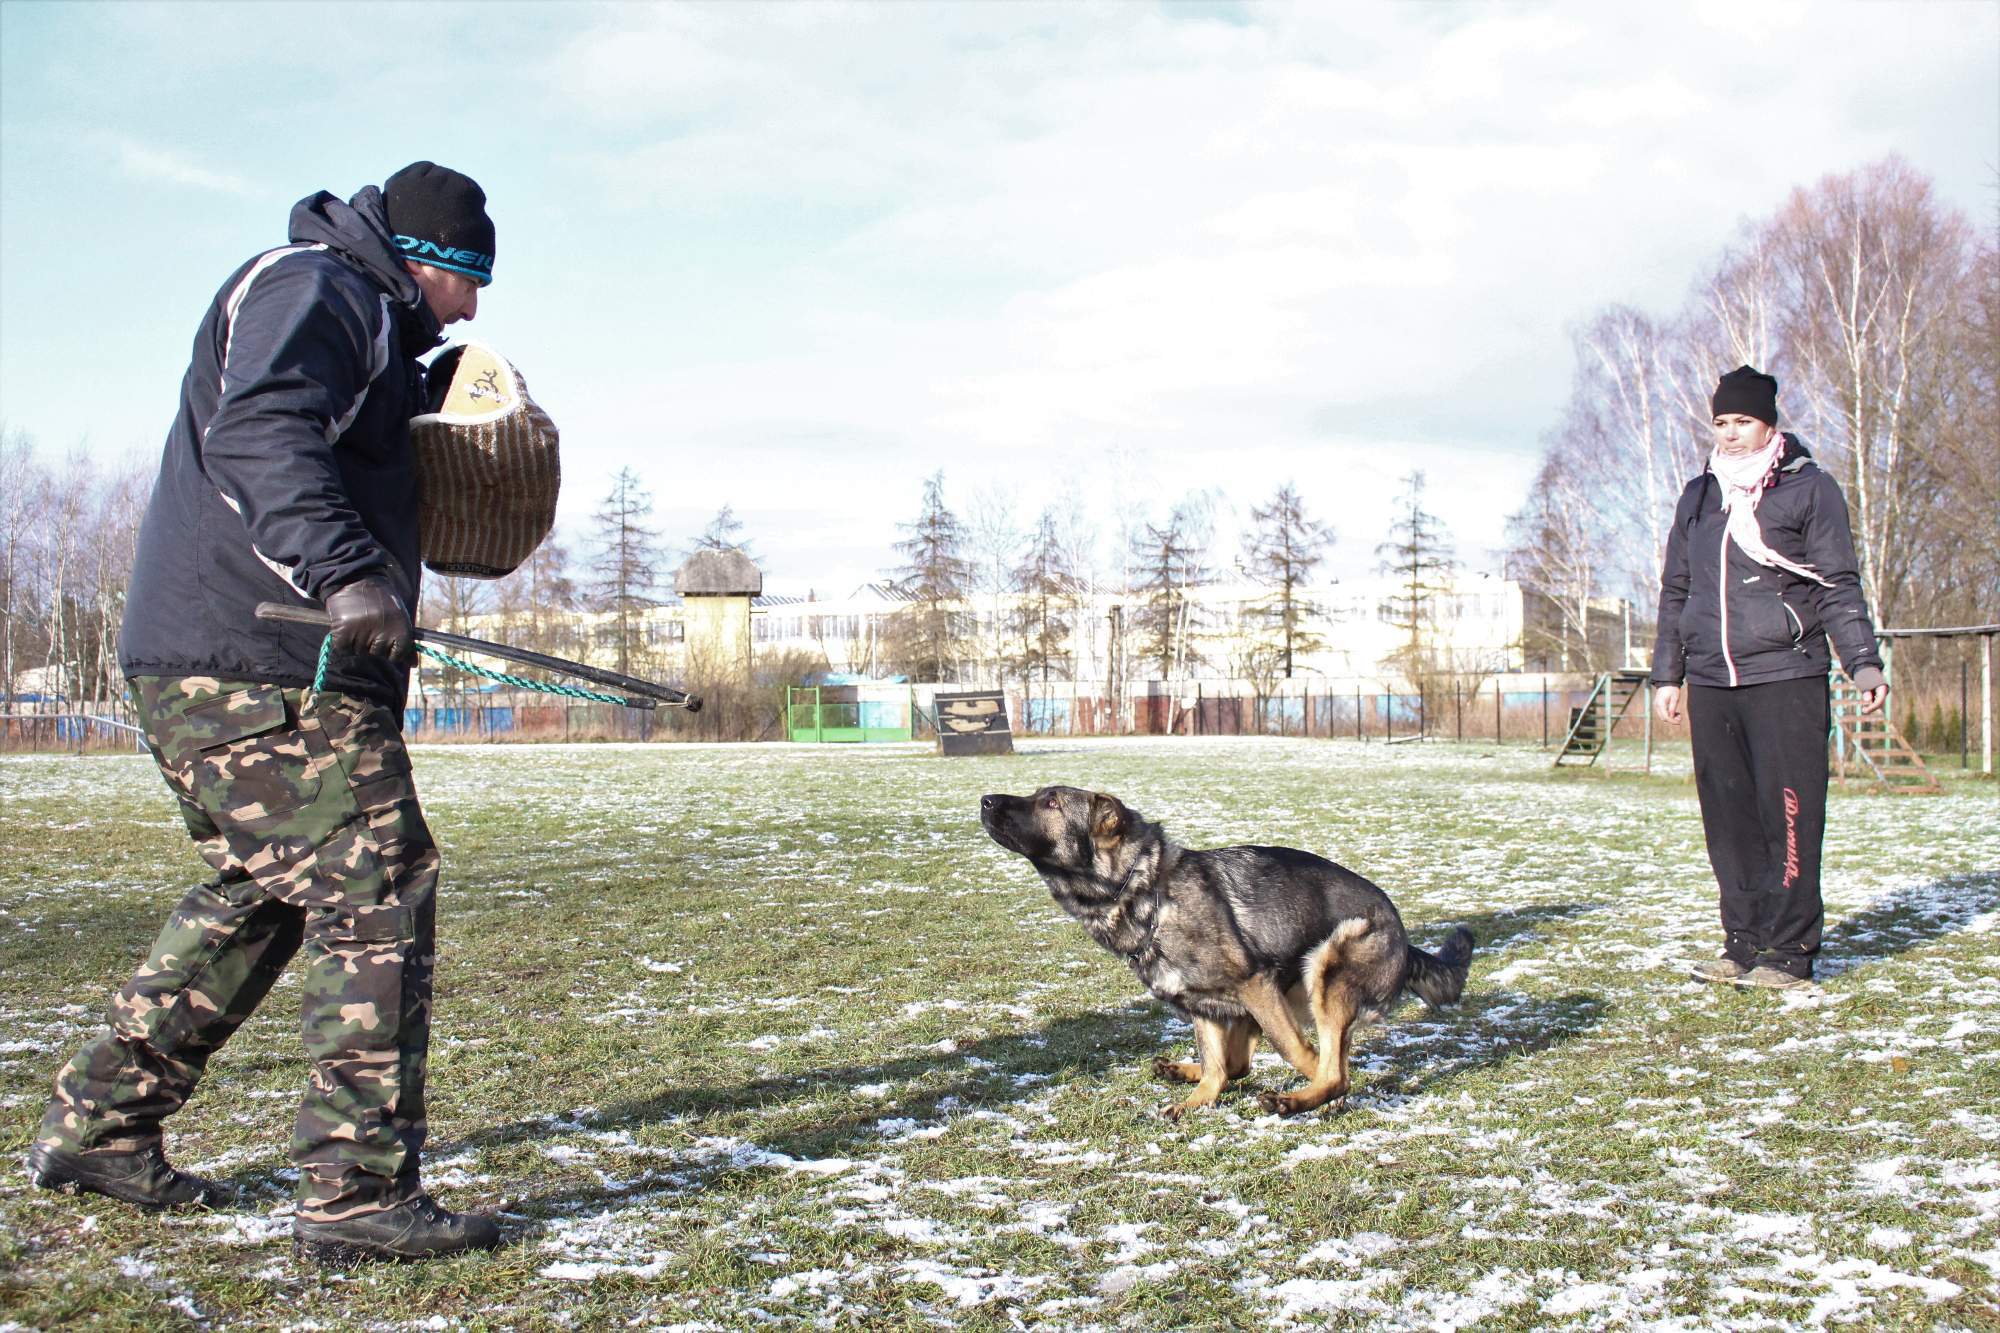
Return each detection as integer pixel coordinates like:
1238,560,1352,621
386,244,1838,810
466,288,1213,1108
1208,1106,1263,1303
1711,365,1779,426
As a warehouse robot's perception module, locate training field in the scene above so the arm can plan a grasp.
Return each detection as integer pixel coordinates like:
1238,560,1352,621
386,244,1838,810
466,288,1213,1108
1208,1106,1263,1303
1,738,1996,1330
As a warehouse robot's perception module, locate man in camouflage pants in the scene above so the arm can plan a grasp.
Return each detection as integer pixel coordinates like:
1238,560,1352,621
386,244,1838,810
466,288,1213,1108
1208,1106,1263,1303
29,164,501,1262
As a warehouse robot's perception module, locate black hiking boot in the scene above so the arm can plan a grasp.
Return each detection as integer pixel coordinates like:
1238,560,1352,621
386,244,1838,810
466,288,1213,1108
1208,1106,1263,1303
26,1140,221,1210
292,1193,502,1264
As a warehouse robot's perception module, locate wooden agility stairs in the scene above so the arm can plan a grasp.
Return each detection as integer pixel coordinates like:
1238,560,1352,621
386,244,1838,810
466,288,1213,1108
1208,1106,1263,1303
1553,669,1652,770
1830,670,1940,794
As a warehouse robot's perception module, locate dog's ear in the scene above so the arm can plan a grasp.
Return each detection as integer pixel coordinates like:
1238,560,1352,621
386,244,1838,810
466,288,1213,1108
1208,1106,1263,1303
1088,792,1129,846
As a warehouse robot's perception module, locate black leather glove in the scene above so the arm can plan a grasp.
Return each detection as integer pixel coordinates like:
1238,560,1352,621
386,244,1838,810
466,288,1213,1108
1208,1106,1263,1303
325,576,416,665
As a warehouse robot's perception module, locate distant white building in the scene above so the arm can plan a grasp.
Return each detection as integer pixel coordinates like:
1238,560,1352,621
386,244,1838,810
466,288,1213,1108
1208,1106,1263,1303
536,572,1550,686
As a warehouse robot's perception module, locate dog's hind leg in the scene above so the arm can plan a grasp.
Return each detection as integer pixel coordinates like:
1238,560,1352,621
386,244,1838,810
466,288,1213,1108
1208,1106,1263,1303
1259,983,1357,1117
1162,1017,1235,1119
1236,974,1320,1080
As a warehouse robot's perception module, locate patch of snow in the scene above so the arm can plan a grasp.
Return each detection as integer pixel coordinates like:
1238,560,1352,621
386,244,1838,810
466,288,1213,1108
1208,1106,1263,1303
542,1257,673,1280
895,1259,1044,1308
1543,1281,1621,1315
1099,1261,1179,1294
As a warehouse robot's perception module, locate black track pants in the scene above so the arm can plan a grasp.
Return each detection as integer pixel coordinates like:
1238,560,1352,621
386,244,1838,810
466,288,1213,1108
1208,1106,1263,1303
1687,675,1830,978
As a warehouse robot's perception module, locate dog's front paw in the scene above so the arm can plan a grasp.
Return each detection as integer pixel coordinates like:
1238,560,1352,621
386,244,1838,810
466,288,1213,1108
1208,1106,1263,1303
1162,1091,1219,1121
1152,1056,1202,1085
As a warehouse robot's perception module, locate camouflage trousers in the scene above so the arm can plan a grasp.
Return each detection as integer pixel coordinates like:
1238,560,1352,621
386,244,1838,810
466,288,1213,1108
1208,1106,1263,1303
38,676,438,1222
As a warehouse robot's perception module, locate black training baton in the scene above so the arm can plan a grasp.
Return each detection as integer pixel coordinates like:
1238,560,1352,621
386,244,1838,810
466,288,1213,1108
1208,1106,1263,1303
255,602,703,712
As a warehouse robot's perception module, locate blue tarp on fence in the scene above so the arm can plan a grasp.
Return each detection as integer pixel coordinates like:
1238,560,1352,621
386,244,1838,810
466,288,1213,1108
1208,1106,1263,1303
1024,697,1072,733
406,707,517,735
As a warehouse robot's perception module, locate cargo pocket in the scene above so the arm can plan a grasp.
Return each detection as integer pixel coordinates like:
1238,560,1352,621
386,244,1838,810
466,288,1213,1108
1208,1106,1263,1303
316,694,416,815
184,685,325,826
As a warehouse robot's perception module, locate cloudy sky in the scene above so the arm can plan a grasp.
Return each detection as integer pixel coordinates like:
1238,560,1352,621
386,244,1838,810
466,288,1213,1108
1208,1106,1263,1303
2,1,1994,596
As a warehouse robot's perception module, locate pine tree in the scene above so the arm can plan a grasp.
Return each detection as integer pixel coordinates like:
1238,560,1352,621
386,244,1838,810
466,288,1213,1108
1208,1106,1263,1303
587,467,663,676
883,472,975,682
1374,470,1456,684
692,503,753,557
1009,508,1080,687
1130,498,1211,679
1240,482,1333,679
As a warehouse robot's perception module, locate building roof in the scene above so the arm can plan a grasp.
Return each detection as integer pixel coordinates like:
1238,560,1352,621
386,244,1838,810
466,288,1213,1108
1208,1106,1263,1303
674,548,763,597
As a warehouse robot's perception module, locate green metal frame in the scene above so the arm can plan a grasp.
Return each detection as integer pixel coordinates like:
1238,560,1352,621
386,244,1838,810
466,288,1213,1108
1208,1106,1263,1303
785,685,915,743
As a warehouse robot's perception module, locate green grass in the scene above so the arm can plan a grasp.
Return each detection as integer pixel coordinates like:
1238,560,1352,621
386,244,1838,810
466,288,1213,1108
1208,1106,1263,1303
2,739,1996,1329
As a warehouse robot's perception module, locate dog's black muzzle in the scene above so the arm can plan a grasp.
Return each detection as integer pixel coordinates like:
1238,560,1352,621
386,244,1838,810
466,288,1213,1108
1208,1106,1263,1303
980,793,1027,853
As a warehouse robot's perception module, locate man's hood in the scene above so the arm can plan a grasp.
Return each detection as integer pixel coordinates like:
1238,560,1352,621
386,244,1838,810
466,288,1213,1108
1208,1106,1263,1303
288,186,442,351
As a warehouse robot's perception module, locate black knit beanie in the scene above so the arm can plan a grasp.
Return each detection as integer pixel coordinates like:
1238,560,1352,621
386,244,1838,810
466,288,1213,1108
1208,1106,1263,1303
1710,365,1779,426
384,161,495,286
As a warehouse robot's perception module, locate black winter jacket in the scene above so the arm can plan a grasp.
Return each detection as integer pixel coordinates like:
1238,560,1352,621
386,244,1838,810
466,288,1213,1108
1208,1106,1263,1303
1650,435,1883,690
119,187,443,708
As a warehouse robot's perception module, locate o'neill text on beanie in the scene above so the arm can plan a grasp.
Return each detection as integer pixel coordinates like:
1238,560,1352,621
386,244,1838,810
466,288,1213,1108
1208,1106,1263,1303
384,161,495,286
1710,365,1779,426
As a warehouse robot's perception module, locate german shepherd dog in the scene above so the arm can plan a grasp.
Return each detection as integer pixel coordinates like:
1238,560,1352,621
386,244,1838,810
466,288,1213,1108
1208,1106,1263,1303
980,786,1473,1118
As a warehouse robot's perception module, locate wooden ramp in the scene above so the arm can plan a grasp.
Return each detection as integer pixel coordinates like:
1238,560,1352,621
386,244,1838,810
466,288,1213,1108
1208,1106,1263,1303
1831,672,1940,794
1554,670,1651,770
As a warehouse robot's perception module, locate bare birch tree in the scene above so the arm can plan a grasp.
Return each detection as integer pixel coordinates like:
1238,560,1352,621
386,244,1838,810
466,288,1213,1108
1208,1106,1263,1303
493,533,580,657
1506,439,1609,671
86,457,149,707
965,484,1022,682
0,430,44,698
1567,306,1708,607
1742,156,1977,623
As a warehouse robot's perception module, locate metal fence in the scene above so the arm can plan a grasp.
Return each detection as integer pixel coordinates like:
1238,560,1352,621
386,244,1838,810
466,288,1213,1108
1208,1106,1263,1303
995,674,1619,745
0,710,146,753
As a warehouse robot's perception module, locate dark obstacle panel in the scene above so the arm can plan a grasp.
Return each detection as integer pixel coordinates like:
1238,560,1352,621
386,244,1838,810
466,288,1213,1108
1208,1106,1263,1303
935,690,1014,756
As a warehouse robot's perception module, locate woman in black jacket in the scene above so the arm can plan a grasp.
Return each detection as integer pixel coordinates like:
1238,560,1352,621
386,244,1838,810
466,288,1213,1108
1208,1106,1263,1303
1651,365,1888,990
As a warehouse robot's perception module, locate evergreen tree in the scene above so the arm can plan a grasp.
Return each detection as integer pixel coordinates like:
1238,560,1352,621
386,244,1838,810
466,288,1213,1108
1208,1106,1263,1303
587,467,663,676
1130,498,1211,679
1240,481,1333,678
1374,470,1457,681
692,503,754,557
1009,508,1080,687
883,471,975,682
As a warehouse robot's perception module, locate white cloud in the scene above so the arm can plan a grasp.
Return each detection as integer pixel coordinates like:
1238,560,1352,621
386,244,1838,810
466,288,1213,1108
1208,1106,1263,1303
106,136,261,198
4,1,1993,600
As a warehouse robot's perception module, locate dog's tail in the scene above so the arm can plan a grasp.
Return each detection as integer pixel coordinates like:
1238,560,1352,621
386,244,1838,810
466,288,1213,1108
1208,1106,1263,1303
1404,927,1474,1007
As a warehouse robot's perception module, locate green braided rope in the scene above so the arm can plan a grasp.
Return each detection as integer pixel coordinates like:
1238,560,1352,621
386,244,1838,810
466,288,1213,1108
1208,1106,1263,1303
412,644,630,704
313,633,629,706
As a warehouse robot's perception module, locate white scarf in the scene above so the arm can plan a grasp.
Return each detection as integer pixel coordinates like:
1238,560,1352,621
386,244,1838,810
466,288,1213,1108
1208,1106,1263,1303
1708,435,1832,587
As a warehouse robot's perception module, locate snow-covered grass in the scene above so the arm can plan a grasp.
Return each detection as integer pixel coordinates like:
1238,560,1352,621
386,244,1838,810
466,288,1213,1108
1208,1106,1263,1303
1,738,1995,1329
